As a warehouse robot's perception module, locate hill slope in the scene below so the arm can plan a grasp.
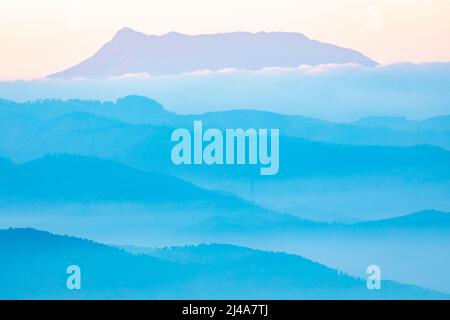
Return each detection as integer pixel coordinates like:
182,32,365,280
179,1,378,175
0,154,214,202
0,228,444,300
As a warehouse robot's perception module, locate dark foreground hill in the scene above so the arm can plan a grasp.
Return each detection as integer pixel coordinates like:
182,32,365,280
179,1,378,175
0,228,445,300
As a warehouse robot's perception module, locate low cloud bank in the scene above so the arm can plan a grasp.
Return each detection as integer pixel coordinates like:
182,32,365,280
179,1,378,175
1,62,449,121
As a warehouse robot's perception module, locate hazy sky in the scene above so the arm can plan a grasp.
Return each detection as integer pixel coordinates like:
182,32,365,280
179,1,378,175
1,0,450,80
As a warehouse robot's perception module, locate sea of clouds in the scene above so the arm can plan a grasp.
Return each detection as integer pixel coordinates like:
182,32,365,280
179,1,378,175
1,62,449,122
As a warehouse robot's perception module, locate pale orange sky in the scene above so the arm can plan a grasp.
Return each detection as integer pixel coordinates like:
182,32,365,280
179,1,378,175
1,0,450,80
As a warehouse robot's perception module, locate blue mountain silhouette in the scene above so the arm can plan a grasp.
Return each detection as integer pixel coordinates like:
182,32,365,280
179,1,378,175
0,154,220,203
353,115,450,132
0,154,309,234
0,228,445,300
1,96,450,294
1,96,449,222
1,97,449,179
180,209,450,238
2,96,450,156
353,210,450,231
2,153,448,237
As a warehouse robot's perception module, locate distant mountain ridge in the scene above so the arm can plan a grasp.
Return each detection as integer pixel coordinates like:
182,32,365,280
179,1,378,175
1,153,449,234
352,115,450,132
353,210,450,231
1,96,450,151
0,154,215,203
1,96,450,223
48,28,377,79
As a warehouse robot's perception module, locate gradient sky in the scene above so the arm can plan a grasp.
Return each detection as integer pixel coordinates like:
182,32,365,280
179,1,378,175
1,0,450,80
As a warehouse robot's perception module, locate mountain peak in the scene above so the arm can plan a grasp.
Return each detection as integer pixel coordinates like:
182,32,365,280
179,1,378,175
111,27,147,42
165,31,185,37
115,26,138,35
115,95,165,111
49,28,377,79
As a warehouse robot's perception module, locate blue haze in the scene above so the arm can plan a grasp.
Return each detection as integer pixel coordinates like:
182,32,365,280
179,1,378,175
1,95,450,297
0,228,446,300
